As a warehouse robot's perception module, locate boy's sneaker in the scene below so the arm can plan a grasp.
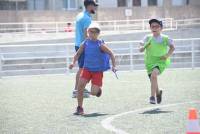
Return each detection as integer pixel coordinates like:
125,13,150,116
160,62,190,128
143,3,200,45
149,96,156,104
83,89,90,98
156,90,163,104
96,88,102,97
72,89,90,98
74,106,84,115
72,90,77,98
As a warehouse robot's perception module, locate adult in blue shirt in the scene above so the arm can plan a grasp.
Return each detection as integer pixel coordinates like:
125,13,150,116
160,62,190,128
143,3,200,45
72,0,98,98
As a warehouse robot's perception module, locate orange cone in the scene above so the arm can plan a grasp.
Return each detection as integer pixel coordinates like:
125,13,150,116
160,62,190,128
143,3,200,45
186,108,200,134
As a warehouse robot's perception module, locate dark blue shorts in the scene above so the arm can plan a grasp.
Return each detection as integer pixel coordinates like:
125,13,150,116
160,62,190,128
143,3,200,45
75,46,84,68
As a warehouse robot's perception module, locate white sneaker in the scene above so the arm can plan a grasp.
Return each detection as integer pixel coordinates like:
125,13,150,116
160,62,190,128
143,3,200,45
72,89,90,98
83,89,90,98
72,90,78,98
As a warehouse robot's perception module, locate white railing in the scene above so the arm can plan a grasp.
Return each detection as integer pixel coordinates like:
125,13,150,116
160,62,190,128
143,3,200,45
0,18,175,34
0,52,2,78
1,17,200,35
175,18,200,29
0,38,200,77
96,18,174,32
0,22,72,34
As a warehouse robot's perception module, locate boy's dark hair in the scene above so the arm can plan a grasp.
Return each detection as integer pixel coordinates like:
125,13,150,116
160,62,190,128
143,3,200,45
84,0,98,8
149,19,163,28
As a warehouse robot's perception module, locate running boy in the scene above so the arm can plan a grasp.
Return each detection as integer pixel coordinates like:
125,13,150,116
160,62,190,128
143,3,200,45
139,19,175,104
69,22,116,115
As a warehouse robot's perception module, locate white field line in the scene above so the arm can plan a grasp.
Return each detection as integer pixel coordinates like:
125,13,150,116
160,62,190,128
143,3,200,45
101,101,200,134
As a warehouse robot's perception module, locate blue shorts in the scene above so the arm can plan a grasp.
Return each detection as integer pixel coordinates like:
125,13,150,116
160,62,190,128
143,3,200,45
75,46,84,68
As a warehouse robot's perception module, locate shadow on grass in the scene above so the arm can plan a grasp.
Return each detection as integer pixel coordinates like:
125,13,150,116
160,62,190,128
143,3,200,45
82,113,109,117
140,108,173,114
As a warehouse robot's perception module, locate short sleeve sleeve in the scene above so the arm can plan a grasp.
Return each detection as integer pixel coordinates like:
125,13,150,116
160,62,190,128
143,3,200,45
168,37,174,46
81,39,87,47
98,39,105,47
101,40,105,45
141,35,149,44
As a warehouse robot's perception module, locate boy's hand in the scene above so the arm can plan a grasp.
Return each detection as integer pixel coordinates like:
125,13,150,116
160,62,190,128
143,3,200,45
69,63,75,69
160,55,169,60
112,67,117,73
144,42,151,49
139,46,145,52
139,43,145,52
112,67,118,79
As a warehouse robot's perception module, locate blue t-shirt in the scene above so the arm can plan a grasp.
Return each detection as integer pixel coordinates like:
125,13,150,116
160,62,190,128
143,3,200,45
75,11,91,47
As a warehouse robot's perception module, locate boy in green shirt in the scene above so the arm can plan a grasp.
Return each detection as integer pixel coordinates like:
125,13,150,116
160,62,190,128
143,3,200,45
139,19,175,104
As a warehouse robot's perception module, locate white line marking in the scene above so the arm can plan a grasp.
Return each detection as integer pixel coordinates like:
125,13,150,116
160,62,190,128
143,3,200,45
101,101,200,134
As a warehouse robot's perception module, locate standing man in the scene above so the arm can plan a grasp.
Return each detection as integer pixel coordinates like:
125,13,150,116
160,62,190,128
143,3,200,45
72,0,98,98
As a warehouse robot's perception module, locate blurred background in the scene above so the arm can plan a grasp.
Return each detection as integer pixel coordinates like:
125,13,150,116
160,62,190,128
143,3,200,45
0,0,200,76
0,0,200,22
0,2,200,133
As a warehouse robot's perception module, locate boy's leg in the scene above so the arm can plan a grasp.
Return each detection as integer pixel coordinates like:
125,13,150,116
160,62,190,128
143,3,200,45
150,68,160,97
74,69,91,115
74,78,88,115
73,46,90,98
149,68,160,104
74,69,90,98
156,87,159,95
74,68,82,92
91,84,102,97
77,78,88,107
90,72,103,97
156,90,163,104
149,75,160,96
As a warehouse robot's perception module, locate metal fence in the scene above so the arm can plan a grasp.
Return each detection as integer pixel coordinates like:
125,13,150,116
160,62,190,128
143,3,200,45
0,38,200,77
0,18,175,34
0,18,200,35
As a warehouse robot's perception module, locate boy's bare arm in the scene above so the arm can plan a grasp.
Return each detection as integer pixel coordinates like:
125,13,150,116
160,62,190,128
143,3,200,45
69,45,84,69
167,44,175,57
100,44,116,71
161,44,175,60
